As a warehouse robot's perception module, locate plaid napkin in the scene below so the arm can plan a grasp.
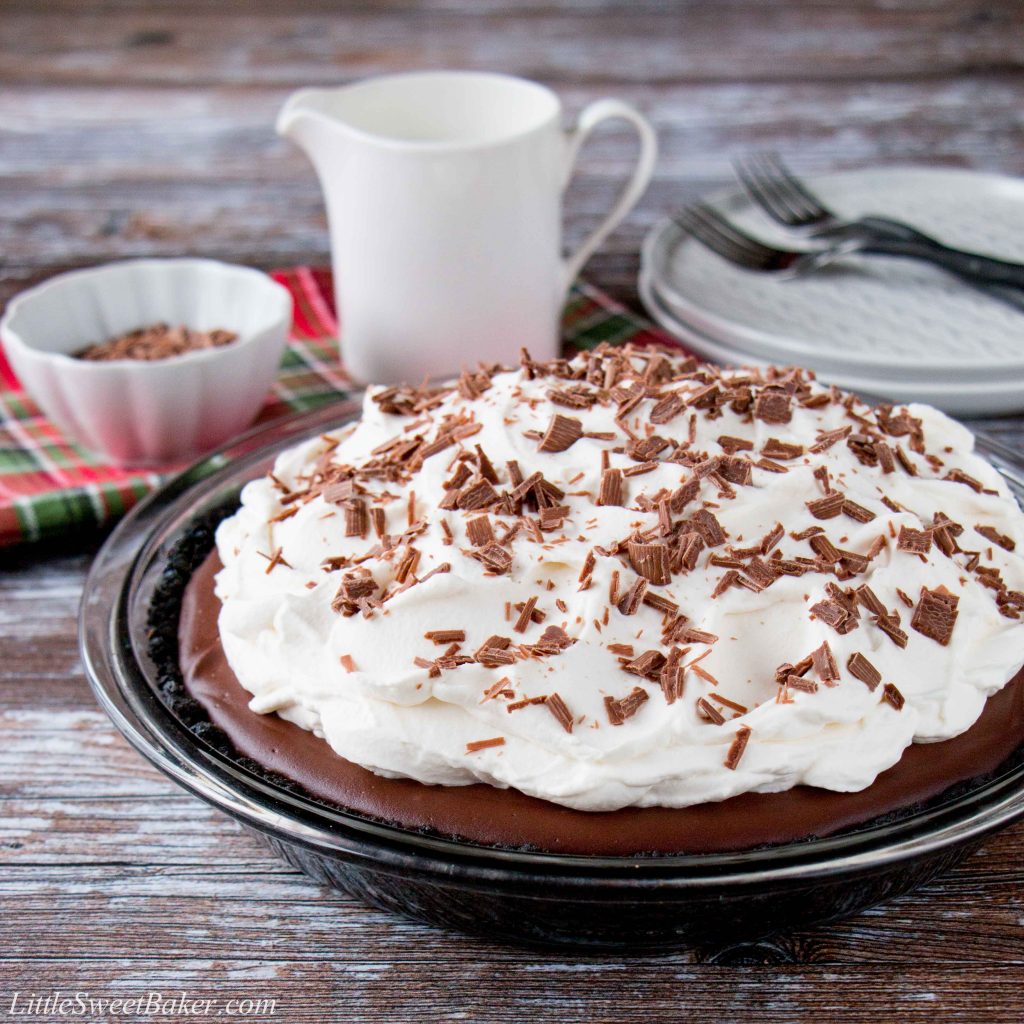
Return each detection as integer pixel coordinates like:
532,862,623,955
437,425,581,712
0,267,677,547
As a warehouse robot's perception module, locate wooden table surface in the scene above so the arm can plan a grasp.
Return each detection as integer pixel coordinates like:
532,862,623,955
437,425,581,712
3,2,1023,1020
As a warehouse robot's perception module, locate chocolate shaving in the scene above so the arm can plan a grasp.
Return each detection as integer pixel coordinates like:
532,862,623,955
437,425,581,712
538,414,584,453
643,592,680,616
445,462,473,491
506,695,548,712
897,525,932,555
659,658,686,704
513,596,538,634
622,460,659,478
882,683,905,711
690,508,726,547
322,479,356,504
718,435,754,454
846,652,881,690
458,479,500,511
393,546,421,584
530,625,576,656
545,692,575,733
424,629,466,645
743,557,780,590
724,725,752,770
548,386,596,409
627,541,672,586
538,505,570,532
466,515,494,547
975,525,1015,552
895,444,917,476
578,549,596,590
468,542,513,575
623,649,667,680
810,425,852,453
806,492,845,520
368,506,387,539
678,627,717,645
331,570,379,616
762,438,804,460
708,692,747,714
597,468,625,507
944,468,983,492
720,457,753,486
466,736,505,753
259,547,292,574
792,526,825,541
418,562,451,584
604,686,650,726
617,575,649,616
650,392,685,424
842,499,876,523
875,613,909,649
477,646,517,667
696,697,726,725
809,533,841,563
810,593,859,634
759,523,785,554
855,584,889,618
874,442,896,473
675,532,705,573
911,586,960,646
711,570,740,598
344,498,369,538
753,388,792,425
811,641,840,683
439,488,462,511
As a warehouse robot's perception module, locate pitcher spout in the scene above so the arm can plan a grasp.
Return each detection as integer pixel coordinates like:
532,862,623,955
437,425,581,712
276,87,338,159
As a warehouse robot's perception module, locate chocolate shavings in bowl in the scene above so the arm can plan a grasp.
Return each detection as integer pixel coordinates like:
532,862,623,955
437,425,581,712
76,322,237,361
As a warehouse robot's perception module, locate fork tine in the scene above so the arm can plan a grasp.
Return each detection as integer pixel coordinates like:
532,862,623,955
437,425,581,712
760,152,831,221
678,205,769,266
673,208,766,270
674,204,799,272
734,154,809,227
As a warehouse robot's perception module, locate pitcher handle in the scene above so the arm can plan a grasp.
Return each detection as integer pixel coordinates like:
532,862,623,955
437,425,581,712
561,98,658,294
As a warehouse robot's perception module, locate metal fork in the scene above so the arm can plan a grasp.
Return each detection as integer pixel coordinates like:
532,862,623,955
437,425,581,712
733,153,1024,291
673,203,1024,311
673,204,861,277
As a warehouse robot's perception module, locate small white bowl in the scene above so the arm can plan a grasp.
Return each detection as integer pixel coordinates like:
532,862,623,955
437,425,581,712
1,259,292,465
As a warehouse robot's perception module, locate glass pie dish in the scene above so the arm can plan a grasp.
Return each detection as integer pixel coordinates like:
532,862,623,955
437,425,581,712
80,397,1024,950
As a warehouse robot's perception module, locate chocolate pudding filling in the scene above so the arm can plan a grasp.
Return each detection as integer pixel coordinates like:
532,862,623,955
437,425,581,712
179,549,1024,856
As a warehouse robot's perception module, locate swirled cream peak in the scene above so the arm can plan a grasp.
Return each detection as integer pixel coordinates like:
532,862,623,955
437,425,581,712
214,346,1024,811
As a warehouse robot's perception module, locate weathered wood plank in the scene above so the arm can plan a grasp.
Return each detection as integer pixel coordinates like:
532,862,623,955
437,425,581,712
1,0,1021,86
0,960,1022,1023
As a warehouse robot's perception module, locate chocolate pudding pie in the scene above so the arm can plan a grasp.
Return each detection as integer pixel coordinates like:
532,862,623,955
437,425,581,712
175,344,1024,855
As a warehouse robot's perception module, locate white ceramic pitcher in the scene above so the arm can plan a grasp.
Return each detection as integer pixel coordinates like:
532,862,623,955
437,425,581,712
277,71,657,384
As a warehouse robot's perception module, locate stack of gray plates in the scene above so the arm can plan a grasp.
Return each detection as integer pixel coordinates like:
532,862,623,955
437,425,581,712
639,167,1024,416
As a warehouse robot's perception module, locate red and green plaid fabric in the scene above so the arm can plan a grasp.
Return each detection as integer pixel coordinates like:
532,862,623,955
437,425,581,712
0,267,678,547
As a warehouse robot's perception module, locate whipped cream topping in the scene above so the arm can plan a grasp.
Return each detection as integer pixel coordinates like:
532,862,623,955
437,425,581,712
214,346,1024,811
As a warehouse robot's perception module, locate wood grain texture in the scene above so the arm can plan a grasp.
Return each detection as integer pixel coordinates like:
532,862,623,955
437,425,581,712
2,2,1024,1020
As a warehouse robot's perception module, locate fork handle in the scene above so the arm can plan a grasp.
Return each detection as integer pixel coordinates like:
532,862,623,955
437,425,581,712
857,217,1024,310
860,234,1024,289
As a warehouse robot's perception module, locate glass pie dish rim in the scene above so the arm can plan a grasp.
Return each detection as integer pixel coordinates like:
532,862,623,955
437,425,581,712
80,394,1024,889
